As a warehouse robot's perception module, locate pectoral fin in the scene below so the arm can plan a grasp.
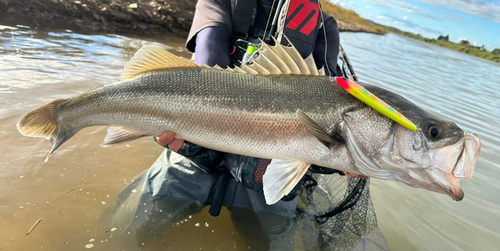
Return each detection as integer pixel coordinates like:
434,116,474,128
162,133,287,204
101,126,147,146
263,159,311,205
296,109,343,147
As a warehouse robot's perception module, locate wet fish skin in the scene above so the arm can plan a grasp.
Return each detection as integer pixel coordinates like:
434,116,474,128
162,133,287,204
17,45,481,204
22,68,357,164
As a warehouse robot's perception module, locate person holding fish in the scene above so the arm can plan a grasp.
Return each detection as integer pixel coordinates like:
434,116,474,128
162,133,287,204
95,0,366,249
105,0,378,249
16,0,480,249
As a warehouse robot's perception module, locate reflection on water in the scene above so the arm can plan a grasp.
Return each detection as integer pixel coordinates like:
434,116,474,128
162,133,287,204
0,26,499,250
0,27,201,250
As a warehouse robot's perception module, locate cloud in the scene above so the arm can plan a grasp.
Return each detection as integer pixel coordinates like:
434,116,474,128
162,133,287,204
365,0,441,20
412,0,500,23
370,14,443,37
439,12,468,24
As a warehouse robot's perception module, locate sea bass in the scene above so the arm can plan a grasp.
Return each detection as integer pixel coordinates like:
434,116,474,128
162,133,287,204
17,42,481,204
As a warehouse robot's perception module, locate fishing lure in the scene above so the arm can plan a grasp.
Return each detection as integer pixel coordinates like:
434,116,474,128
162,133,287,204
336,77,417,131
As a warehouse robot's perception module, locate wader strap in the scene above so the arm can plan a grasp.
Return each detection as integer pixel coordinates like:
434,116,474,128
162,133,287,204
276,0,321,58
231,0,257,36
209,171,231,217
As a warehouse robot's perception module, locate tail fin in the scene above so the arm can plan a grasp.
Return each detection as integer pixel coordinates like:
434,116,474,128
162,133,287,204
17,99,76,162
17,99,63,139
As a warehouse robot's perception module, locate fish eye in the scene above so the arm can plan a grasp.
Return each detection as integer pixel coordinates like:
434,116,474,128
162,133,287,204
426,124,442,139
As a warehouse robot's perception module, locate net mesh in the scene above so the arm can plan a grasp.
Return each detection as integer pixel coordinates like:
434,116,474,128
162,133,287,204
296,173,389,251
293,48,389,251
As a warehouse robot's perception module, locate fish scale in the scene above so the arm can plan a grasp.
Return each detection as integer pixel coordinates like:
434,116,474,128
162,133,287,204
17,44,481,204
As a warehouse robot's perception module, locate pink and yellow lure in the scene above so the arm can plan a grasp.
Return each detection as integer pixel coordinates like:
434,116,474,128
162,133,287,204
336,77,417,131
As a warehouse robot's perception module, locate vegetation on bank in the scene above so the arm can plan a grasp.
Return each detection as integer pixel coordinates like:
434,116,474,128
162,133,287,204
320,1,499,63
2,0,497,64
379,24,500,63
0,0,386,36
320,0,386,35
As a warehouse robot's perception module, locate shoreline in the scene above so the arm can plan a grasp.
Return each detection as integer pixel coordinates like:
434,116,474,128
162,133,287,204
0,0,384,38
0,0,196,37
378,24,500,64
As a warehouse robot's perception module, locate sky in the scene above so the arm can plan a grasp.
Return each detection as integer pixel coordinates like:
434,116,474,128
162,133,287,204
331,0,500,50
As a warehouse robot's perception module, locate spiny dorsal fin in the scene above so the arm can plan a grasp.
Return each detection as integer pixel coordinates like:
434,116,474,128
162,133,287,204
121,46,199,80
269,37,300,74
318,67,325,76
304,55,319,75
230,36,324,76
281,36,311,74
258,41,291,74
249,61,271,74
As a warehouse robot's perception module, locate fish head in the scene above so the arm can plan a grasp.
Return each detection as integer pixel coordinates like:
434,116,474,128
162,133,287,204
342,84,481,201
380,117,481,201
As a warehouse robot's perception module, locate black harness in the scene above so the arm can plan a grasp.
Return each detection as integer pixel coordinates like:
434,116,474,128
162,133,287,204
229,0,322,63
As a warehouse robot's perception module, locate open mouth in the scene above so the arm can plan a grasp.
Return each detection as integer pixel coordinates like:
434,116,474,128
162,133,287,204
453,133,481,179
403,132,481,201
428,132,481,200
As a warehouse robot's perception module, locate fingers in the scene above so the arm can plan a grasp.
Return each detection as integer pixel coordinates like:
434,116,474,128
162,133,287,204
169,138,185,152
342,171,368,179
156,131,184,152
157,131,176,145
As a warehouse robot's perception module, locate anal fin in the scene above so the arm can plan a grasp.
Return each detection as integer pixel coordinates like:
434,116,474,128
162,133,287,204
101,126,148,146
263,159,311,205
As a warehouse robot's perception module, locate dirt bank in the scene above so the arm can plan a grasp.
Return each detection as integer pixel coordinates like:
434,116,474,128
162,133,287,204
0,0,382,37
0,0,195,36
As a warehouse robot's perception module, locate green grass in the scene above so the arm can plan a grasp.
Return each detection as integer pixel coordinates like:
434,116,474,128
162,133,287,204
319,0,386,34
319,1,499,63
380,25,500,63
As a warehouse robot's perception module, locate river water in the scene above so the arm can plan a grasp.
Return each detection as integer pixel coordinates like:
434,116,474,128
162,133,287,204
0,26,499,250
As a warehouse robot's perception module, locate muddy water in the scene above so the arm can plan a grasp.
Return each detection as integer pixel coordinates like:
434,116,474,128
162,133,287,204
0,27,246,250
0,26,499,251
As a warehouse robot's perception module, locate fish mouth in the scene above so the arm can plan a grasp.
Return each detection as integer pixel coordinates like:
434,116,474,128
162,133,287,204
452,133,481,179
408,132,481,201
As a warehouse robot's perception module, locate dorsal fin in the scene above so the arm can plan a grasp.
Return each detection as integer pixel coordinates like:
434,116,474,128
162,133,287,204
269,37,300,74
318,67,325,76
122,36,325,80
121,46,199,80
230,36,324,76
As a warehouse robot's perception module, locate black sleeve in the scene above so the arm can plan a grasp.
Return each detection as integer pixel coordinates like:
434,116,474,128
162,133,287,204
186,0,233,52
313,12,341,77
192,27,232,67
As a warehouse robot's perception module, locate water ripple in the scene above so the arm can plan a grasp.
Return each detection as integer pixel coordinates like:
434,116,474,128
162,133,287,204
342,32,500,250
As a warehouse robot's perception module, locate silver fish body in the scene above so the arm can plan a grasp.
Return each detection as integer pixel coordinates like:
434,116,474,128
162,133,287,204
17,45,481,204
55,69,354,167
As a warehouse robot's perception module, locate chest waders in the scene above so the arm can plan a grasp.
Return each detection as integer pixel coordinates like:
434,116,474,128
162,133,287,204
207,0,323,217
211,0,368,221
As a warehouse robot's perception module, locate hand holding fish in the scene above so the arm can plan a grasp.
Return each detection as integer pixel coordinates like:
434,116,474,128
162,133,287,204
156,131,184,152
157,130,367,179
17,44,481,204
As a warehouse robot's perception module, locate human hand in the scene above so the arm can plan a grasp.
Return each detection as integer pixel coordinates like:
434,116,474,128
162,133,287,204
342,172,368,179
156,131,184,152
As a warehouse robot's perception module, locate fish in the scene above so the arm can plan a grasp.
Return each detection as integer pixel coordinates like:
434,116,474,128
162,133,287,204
17,41,481,205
